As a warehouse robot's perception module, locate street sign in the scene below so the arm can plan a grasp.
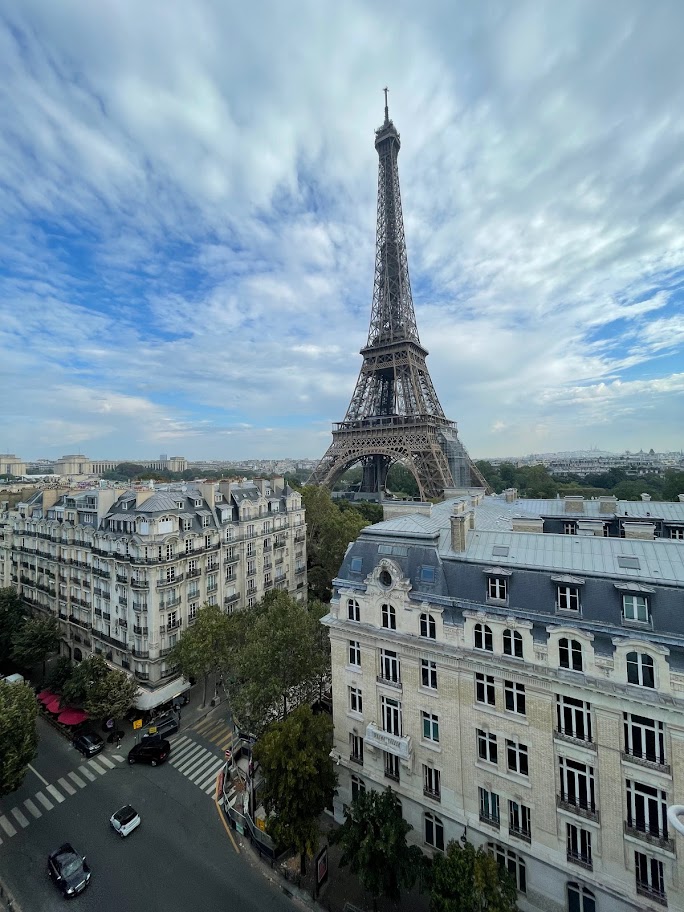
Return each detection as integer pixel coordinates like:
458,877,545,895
133,719,142,730
148,725,157,734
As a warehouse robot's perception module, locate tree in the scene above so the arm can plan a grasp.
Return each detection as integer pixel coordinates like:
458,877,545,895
301,486,368,602
0,680,38,796
168,603,231,708
331,787,427,911
62,655,138,727
45,656,75,693
11,614,61,678
254,704,336,874
225,590,329,736
429,839,518,912
0,587,25,665
386,463,420,498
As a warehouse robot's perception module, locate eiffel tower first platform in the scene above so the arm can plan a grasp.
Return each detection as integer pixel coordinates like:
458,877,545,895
308,94,487,501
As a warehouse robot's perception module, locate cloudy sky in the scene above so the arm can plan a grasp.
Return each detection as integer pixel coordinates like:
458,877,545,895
1,0,683,463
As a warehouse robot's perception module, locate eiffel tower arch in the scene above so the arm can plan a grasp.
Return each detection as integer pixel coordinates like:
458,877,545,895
309,93,487,501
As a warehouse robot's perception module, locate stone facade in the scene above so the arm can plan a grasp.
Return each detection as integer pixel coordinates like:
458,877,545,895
1,477,306,709
324,494,684,912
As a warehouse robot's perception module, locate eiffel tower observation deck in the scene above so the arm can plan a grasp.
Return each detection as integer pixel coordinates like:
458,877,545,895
309,93,486,501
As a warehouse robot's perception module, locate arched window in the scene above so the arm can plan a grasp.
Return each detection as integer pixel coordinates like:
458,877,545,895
567,882,595,912
73,648,83,662
347,599,360,622
424,812,444,851
382,604,396,630
627,651,655,688
474,623,493,652
488,842,526,893
420,613,436,639
559,638,583,671
503,629,523,658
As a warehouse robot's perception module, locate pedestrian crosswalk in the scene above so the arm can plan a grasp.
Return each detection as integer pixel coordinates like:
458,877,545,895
189,716,235,752
0,754,125,846
167,735,225,797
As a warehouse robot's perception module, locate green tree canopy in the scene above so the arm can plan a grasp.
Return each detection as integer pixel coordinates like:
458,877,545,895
168,602,232,707
429,839,518,912
0,680,38,796
254,704,337,874
62,655,138,722
225,590,329,736
0,587,25,665
331,787,427,911
45,655,75,693
11,614,61,677
301,486,368,602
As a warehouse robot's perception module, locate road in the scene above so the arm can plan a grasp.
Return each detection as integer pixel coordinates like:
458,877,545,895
0,716,296,912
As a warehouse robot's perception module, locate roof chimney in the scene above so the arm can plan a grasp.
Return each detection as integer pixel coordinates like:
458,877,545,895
641,493,651,502
450,511,469,552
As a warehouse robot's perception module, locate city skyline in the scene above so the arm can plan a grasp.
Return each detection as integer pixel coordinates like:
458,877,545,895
1,1,683,461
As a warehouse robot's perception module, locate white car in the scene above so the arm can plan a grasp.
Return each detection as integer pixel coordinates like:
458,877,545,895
110,805,141,838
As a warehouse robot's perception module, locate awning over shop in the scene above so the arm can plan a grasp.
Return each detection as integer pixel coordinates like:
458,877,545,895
58,708,89,726
134,678,191,711
45,696,64,714
37,690,56,703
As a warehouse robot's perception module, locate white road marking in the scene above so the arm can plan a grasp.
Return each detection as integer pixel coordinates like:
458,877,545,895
24,799,41,819
27,764,50,787
176,749,213,775
46,784,65,804
171,745,206,769
88,760,106,776
188,757,223,783
97,755,115,769
0,816,17,838
169,740,202,761
79,766,96,782
35,791,54,811
58,777,76,796
68,771,86,788
10,807,29,828
196,762,224,790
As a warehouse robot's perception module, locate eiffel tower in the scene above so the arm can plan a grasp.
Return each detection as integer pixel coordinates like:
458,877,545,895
309,92,487,500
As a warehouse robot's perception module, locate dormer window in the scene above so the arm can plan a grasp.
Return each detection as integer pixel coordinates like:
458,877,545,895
623,594,649,625
558,586,580,613
488,577,507,601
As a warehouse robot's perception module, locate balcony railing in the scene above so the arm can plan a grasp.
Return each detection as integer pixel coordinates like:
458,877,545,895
556,794,599,823
509,824,531,844
621,750,671,775
479,812,500,829
92,567,110,579
423,787,441,802
224,593,240,605
131,579,148,589
636,883,668,907
187,567,201,578
624,821,674,853
376,674,402,691
133,626,148,636
132,649,149,659
566,850,592,870
349,753,363,766
555,729,596,751
134,670,150,681
132,603,147,613
157,573,184,588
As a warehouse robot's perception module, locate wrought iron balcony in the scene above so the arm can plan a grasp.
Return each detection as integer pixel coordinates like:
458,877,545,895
376,673,402,691
509,824,531,844
636,882,668,906
479,811,500,829
556,793,599,823
623,820,674,853
566,850,592,870
621,749,670,775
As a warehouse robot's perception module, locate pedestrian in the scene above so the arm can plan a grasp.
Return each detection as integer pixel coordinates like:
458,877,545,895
116,733,122,750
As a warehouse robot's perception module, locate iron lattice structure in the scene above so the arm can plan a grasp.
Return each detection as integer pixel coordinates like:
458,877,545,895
309,96,487,500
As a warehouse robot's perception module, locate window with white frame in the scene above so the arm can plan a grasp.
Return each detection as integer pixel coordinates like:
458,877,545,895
623,594,650,624
509,800,531,840
627,651,655,688
506,739,529,776
635,851,666,903
670,528,684,540
559,637,583,671
566,824,592,869
488,843,526,893
185,539,193,554
380,649,400,684
423,764,441,800
351,774,365,801
504,680,526,715
349,640,361,667
557,695,592,742
384,751,400,782
487,577,508,601
348,686,363,715
558,586,580,613
503,628,523,658
382,696,402,735
479,787,500,826
477,729,497,764
425,812,444,851
626,779,668,839
563,522,577,535
476,672,495,706
421,658,437,690
420,613,436,639
349,732,364,764
474,622,493,651
559,757,596,813
188,602,198,621
381,603,396,629
567,882,595,912
623,713,665,765
347,598,360,622
422,711,439,743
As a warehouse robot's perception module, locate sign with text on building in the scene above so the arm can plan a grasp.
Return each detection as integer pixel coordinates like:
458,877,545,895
133,719,142,730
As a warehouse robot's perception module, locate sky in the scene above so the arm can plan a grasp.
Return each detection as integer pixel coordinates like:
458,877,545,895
1,0,683,463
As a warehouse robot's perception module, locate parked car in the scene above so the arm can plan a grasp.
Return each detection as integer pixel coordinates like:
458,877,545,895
109,805,141,838
127,738,171,766
72,731,105,757
47,843,91,898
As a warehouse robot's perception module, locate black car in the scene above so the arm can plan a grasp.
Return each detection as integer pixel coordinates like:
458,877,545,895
142,715,179,740
48,843,91,898
128,738,171,766
72,731,105,757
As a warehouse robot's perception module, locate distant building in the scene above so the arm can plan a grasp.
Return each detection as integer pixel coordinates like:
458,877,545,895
0,454,27,477
1,477,306,710
325,490,684,912
52,454,188,476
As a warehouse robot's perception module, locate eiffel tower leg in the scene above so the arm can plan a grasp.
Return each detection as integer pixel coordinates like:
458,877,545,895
361,455,390,496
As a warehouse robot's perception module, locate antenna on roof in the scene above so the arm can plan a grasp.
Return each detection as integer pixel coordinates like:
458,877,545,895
383,86,389,123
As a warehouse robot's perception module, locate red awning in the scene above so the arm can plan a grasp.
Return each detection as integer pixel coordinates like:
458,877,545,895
38,690,56,703
45,696,64,714
58,709,89,726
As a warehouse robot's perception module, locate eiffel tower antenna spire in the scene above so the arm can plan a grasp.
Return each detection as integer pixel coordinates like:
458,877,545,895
309,101,488,500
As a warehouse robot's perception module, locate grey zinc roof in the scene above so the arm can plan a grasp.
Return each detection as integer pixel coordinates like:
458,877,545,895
363,512,443,539
133,493,186,513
